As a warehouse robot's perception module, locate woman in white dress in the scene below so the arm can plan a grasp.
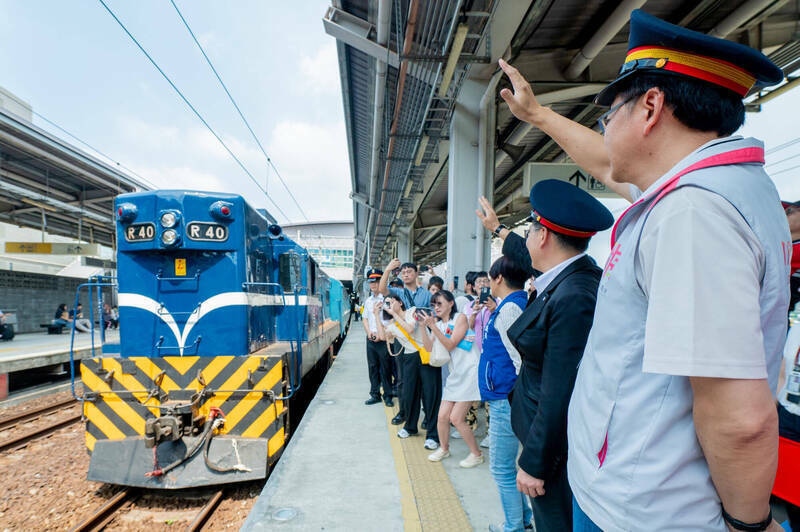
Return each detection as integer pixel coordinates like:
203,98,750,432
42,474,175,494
420,290,483,467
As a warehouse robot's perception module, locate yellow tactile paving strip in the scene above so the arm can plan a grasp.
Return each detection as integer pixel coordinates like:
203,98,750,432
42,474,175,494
384,403,473,532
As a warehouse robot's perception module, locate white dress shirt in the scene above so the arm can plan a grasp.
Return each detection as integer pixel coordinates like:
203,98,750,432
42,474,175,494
532,253,586,295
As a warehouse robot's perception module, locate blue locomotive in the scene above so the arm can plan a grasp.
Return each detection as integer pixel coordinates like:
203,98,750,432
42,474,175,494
77,190,349,488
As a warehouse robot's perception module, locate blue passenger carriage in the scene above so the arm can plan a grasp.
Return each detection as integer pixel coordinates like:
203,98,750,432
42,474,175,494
77,190,348,488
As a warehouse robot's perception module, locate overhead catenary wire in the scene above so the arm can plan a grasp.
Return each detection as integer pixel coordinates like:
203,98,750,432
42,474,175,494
96,0,291,222
766,150,800,167
766,136,800,155
31,109,159,190
769,161,800,177
168,0,310,222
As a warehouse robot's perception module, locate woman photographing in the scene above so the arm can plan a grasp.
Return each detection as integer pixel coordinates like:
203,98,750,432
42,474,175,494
420,290,483,467
374,296,441,450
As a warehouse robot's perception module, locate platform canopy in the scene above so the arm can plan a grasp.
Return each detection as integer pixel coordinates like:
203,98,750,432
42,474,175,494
0,107,149,248
327,0,800,285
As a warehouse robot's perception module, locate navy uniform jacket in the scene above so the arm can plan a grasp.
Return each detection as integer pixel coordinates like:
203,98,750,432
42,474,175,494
503,232,601,480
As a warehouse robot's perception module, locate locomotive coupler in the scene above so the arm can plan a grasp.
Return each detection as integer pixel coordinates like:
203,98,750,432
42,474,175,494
144,399,203,448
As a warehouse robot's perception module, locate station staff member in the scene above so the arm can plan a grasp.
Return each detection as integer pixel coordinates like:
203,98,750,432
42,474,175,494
362,269,393,407
499,9,788,531
481,180,613,531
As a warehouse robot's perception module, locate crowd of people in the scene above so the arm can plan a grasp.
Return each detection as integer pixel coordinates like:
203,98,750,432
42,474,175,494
357,10,800,532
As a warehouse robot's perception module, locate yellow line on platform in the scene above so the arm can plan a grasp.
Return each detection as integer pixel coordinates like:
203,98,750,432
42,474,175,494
384,402,472,532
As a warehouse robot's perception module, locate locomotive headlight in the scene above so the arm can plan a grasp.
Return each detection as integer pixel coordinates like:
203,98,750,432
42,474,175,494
161,229,179,246
160,212,177,228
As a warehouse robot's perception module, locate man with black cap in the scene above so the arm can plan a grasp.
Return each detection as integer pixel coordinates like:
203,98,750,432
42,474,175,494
497,9,789,532
480,179,613,531
362,268,393,407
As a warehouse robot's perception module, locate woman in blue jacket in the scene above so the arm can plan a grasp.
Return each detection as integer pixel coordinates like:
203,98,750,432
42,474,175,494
479,256,533,532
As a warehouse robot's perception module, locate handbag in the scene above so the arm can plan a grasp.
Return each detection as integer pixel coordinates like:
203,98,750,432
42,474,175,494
429,336,451,367
393,320,431,364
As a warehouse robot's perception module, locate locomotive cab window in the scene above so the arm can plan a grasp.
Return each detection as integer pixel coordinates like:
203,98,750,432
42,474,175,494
279,252,301,292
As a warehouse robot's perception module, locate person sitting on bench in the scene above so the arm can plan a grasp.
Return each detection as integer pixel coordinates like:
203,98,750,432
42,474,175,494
68,304,92,333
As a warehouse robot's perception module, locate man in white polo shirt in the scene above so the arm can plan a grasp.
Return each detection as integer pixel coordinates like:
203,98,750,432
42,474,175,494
499,10,789,532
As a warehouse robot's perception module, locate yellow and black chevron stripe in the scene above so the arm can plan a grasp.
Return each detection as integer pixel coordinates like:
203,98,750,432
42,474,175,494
80,354,287,463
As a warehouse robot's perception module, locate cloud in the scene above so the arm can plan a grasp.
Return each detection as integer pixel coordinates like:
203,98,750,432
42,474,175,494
266,119,352,221
299,42,340,94
110,114,352,223
130,164,226,192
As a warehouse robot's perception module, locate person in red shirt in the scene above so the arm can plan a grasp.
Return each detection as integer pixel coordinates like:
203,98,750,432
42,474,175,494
783,201,800,311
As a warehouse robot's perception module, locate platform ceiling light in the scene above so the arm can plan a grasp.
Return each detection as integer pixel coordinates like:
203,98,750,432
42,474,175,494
160,212,178,228
161,229,179,246
21,198,57,212
438,24,469,98
414,135,429,166
402,179,414,199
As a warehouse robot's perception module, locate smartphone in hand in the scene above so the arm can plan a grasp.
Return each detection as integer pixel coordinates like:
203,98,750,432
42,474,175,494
479,286,492,304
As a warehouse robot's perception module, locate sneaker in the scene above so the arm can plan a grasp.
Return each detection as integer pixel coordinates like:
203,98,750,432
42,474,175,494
391,414,405,425
459,453,484,468
383,397,393,407
424,439,439,450
450,427,462,439
364,396,381,405
480,434,491,448
427,448,450,462
397,428,417,439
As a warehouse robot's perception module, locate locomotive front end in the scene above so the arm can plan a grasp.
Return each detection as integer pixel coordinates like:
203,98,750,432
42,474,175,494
79,190,289,488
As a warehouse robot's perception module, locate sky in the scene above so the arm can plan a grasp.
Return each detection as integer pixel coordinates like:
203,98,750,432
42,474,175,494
0,1,798,266
0,0,349,225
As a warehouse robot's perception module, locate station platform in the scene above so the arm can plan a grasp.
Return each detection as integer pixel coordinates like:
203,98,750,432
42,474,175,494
0,329,118,399
243,327,503,532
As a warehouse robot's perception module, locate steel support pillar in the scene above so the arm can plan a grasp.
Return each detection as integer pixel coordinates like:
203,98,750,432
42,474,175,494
446,79,488,286
397,227,413,264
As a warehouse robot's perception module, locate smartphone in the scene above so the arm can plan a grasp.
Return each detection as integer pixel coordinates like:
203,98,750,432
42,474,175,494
453,275,459,290
415,308,433,318
479,286,491,304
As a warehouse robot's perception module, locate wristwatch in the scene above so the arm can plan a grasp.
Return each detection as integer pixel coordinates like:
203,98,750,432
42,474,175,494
721,506,772,531
493,224,508,237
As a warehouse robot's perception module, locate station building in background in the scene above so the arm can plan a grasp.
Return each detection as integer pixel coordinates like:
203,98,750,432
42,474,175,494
281,221,355,286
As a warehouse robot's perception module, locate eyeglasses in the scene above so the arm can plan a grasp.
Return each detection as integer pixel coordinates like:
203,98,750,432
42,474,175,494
432,301,444,307
597,95,636,133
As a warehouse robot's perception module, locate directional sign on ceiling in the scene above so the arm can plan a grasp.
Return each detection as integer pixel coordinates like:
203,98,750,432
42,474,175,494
522,163,620,199
5,242,102,255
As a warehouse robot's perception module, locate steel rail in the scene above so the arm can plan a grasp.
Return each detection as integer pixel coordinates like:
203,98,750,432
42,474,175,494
186,489,225,532
0,412,81,453
0,397,76,431
70,489,135,532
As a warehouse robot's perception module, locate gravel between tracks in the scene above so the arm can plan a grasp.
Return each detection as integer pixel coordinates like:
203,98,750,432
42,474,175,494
0,390,263,531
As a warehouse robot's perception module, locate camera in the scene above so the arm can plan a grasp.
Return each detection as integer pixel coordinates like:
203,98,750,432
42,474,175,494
383,300,392,310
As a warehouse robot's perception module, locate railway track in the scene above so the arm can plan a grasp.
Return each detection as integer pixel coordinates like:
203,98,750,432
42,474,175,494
0,396,76,431
70,488,226,532
0,397,81,453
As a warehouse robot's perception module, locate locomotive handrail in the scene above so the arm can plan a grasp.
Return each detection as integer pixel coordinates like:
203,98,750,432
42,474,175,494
241,281,287,306
154,335,203,355
156,269,201,283
156,304,198,317
156,269,201,293
69,275,119,402
275,283,307,401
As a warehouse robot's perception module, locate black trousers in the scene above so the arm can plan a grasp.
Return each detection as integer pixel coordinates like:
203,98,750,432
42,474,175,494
366,338,393,399
529,461,572,532
399,351,442,441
